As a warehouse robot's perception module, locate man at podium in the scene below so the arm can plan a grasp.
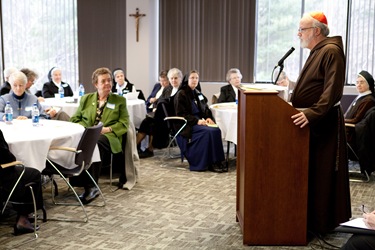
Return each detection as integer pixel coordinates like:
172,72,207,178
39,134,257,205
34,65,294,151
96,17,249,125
290,12,351,235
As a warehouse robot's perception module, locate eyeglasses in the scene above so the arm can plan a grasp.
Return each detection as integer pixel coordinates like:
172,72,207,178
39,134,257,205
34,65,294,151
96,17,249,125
298,27,316,33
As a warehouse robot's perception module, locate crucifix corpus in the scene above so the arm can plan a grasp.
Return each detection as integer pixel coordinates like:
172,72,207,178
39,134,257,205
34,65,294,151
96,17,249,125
129,8,146,42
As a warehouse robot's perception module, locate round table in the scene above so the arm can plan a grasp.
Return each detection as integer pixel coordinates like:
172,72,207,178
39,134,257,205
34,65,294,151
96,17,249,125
0,119,98,172
210,102,238,144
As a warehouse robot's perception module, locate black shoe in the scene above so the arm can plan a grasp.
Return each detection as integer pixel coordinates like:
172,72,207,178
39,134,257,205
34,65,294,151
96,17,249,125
79,187,99,204
14,224,40,236
208,163,223,173
139,148,154,158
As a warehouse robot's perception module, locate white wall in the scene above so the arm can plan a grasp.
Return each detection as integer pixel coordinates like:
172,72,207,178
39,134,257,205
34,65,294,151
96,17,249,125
126,0,159,98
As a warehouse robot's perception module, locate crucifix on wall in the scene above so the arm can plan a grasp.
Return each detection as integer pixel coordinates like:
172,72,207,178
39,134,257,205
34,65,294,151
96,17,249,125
129,8,146,42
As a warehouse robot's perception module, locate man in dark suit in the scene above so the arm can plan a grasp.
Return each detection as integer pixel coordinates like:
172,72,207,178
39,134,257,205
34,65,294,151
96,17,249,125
217,68,242,103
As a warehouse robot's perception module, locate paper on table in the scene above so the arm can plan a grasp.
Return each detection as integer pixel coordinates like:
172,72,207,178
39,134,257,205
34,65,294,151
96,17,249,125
340,217,373,230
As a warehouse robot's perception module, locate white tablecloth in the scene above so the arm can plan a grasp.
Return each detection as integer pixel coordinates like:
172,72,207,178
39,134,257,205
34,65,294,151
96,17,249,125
210,102,238,144
41,97,146,128
41,97,79,117
126,99,147,128
0,119,99,172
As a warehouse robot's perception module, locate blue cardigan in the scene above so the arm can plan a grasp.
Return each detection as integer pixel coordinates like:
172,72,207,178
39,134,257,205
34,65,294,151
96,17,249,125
0,91,45,119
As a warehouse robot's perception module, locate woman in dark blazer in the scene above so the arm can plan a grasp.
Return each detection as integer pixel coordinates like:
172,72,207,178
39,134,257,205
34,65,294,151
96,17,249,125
217,68,242,103
174,70,225,172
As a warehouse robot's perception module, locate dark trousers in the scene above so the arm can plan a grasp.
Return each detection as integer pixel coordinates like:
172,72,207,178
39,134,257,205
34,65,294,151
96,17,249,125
70,134,126,188
341,234,375,250
0,166,43,215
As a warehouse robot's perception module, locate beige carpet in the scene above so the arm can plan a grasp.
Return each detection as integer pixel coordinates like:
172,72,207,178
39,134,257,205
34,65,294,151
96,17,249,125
0,147,373,250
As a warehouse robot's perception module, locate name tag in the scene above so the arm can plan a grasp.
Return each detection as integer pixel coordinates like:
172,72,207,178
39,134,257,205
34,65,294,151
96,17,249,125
62,83,69,87
25,106,33,112
198,94,204,101
107,103,115,110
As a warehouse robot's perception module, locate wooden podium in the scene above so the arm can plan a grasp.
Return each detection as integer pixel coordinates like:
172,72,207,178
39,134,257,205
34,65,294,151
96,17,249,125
236,88,309,245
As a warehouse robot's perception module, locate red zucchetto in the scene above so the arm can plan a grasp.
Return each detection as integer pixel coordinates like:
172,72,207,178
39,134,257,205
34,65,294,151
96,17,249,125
309,11,328,25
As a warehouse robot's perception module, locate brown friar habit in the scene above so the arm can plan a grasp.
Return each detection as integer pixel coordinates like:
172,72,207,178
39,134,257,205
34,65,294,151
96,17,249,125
291,36,351,235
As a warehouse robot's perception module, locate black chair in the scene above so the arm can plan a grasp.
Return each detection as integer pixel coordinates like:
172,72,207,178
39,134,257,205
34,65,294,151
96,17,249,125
136,89,146,101
346,107,375,182
341,94,357,114
42,122,105,222
1,162,45,239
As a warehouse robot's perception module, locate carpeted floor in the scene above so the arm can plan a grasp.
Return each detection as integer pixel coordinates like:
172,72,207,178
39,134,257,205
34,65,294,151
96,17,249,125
0,147,374,250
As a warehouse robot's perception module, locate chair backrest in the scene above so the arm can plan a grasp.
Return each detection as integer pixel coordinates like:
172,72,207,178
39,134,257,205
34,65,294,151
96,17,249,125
75,122,103,168
160,96,177,131
212,93,220,104
160,96,187,138
341,94,357,113
136,89,146,101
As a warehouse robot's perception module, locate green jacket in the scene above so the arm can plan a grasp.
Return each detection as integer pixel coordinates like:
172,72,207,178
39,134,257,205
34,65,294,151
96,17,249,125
70,92,129,153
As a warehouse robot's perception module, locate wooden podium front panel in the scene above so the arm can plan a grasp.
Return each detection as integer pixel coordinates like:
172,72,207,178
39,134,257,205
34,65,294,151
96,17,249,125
236,90,309,245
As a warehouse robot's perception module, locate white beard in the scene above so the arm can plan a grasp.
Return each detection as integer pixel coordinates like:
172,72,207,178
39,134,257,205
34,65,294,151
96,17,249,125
300,33,314,49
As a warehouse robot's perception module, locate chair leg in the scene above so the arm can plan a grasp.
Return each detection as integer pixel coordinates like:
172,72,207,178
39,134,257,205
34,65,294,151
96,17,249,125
85,169,106,207
109,154,115,192
2,167,25,215
46,162,89,223
349,170,371,183
28,186,38,239
226,141,230,169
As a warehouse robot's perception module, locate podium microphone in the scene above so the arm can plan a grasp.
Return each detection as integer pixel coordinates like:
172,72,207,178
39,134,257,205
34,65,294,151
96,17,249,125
276,47,295,67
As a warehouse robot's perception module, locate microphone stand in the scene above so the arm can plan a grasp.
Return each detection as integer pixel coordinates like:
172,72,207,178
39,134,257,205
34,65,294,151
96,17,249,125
272,64,284,85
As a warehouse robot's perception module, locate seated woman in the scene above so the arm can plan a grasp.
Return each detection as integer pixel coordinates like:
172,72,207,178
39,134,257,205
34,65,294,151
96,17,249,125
0,71,50,120
345,70,375,123
70,67,129,203
21,68,70,121
137,68,182,158
111,68,136,95
345,70,375,157
0,67,18,95
174,70,225,173
42,67,73,98
0,130,43,235
217,68,242,103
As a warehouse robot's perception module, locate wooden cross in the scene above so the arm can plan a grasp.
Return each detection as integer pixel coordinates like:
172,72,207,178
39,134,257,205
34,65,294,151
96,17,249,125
129,8,146,42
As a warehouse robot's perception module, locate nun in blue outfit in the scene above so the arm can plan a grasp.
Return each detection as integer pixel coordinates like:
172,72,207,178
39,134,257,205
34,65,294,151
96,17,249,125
174,70,226,172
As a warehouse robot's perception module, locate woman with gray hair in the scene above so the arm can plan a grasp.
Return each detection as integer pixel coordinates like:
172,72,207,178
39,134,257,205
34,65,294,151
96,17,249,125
0,71,46,120
217,68,242,103
0,67,18,95
137,68,183,158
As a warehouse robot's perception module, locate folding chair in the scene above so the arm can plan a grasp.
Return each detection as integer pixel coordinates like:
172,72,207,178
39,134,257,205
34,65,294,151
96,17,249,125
1,162,46,239
160,97,187,159
42,122,105,222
